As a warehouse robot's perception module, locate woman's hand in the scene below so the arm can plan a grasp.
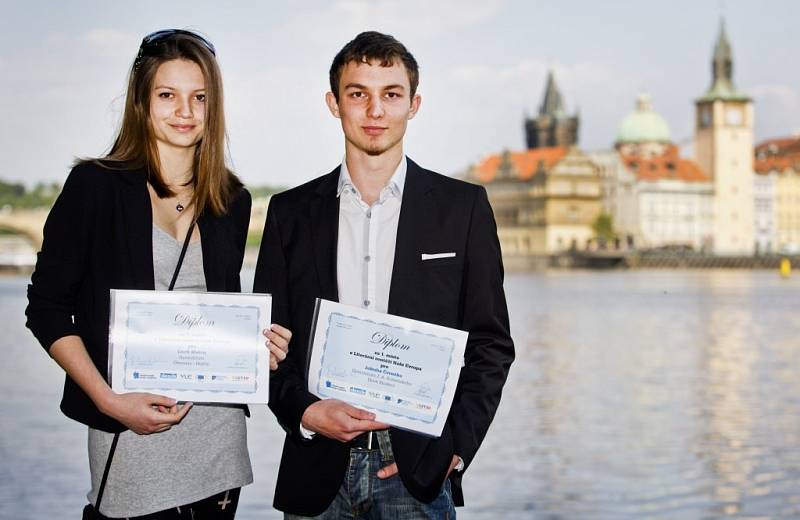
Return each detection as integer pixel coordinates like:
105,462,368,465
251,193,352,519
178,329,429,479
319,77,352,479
264,323,291,370
101,392,193,435
47,336,193,435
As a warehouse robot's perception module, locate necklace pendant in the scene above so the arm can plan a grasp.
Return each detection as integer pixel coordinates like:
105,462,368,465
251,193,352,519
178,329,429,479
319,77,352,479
176,203,185,212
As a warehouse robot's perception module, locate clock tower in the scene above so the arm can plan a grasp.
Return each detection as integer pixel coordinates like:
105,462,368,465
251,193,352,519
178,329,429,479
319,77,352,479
695,19,754,255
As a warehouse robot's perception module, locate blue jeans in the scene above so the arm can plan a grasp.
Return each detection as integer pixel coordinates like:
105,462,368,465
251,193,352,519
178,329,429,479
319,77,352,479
285,438,456,520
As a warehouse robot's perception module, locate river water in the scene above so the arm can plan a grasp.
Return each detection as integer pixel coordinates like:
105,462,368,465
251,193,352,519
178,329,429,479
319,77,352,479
2,269,799,519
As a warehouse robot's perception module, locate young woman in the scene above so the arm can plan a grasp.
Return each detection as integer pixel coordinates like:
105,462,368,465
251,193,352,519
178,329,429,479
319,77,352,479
25,29,289,519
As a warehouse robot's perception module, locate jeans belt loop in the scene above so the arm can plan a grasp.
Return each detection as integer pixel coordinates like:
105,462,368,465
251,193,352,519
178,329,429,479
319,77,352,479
376,429,394,462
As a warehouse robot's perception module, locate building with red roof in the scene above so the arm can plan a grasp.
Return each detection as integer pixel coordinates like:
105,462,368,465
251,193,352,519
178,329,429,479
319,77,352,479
753,135,800,253
589,94,714,251
467,146,602,258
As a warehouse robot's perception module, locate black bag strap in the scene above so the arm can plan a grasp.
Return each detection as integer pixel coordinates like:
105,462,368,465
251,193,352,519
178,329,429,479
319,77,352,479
95,220,196,513
94,431,119,512
169,221,196,291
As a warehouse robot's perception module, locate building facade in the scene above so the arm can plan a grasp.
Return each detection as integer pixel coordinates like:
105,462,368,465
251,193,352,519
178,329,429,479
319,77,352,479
469,147,602,256
755,136,800,253
694,20,755,255
753,170,777,253
587,149,638,245
530,148,603,252
636,177,714,250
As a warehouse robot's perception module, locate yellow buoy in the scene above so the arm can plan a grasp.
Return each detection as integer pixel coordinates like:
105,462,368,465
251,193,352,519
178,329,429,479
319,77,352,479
780,257,791,279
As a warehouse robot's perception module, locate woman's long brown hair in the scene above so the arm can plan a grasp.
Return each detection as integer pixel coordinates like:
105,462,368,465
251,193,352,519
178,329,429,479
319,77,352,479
102,32,240,216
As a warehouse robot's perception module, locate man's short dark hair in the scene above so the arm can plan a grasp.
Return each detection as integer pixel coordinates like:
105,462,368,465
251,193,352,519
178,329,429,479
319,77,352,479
329,31,419,101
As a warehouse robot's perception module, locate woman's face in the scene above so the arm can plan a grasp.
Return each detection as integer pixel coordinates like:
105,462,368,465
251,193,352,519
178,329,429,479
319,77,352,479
149,59,206,153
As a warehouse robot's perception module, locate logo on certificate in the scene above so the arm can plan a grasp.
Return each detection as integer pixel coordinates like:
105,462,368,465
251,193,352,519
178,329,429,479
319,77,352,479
325,380,347,392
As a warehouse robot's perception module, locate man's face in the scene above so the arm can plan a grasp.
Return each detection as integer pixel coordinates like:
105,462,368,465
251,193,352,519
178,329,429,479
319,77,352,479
326,59,421,157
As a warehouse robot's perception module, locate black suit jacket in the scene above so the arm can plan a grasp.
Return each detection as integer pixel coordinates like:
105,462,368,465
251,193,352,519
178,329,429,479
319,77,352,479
254,158,514,515
25,161,251,432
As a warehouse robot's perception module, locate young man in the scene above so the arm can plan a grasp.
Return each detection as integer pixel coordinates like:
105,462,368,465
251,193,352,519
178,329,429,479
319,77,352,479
254,31,514,518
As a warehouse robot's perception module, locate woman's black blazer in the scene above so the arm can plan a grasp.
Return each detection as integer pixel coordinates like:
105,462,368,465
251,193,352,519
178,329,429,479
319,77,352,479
26,161,251,432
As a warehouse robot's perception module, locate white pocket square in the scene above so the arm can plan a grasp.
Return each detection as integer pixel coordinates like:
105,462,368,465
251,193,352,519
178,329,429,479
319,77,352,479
421,252,456,260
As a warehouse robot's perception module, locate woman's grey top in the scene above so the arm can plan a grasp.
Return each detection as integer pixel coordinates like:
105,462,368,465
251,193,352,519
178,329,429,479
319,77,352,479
86,225,252,517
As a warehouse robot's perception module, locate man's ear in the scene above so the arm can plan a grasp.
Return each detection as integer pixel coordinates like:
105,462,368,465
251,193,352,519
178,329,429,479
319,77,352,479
325,91,341,119
408,93,422,120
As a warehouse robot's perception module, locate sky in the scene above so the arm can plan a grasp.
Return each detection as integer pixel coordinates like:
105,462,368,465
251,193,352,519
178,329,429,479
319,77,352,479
1,0,799,188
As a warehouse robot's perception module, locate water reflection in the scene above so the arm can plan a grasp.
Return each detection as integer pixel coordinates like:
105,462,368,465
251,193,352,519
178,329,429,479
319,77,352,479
462,270,800,519
702,301,756,516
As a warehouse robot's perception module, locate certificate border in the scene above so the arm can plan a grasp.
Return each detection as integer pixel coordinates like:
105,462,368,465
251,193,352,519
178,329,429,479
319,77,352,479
123,301,261,397
317,311,456,426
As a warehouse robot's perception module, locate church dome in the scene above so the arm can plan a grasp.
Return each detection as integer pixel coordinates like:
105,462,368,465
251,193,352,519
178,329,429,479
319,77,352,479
616,94,671,144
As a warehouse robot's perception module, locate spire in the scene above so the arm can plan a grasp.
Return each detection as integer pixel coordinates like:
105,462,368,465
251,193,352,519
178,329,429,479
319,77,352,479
525,68,579,149
697,18,750,103
539,70,565,118
712,18,733,89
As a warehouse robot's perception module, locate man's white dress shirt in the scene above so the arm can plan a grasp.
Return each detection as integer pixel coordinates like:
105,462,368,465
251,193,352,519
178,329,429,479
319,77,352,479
336,157,406,314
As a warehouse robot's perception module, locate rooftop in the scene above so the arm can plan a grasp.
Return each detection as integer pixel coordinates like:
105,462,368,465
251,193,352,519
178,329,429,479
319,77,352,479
473,147,568,183
619,145,709,183
754,135,800,174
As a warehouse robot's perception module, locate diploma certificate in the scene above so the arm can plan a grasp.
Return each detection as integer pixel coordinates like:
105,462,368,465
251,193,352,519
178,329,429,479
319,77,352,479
307,299,467,437
109,290,271,404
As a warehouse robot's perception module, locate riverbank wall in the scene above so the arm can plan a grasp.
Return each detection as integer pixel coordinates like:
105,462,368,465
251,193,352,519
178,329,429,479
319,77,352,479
503,251,800,271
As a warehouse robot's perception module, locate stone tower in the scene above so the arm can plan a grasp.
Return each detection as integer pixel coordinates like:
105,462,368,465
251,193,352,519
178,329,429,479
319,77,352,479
694,19,754,254
525,70,579,149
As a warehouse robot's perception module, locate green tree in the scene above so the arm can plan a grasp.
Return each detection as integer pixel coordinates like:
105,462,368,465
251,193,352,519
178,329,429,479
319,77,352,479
0,179,61,208
592,212,617,244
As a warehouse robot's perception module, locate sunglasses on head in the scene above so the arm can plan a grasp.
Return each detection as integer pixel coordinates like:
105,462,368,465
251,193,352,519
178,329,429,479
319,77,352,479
134,29,216,69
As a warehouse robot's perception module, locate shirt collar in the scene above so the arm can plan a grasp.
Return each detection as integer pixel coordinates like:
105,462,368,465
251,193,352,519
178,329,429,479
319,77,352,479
337,156,407,198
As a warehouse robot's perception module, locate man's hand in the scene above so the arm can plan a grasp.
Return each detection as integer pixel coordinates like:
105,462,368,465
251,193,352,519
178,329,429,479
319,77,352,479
377,455,460,481
377,462,398,479
446,454,461,478
300,399,389,442
102,392,193,435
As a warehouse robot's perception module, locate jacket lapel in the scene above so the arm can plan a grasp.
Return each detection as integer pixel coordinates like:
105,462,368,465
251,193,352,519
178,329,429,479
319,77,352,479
386,158,438,469
118,169,155,290
309,168,341,302
198,214,223,291
388,158,434,315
